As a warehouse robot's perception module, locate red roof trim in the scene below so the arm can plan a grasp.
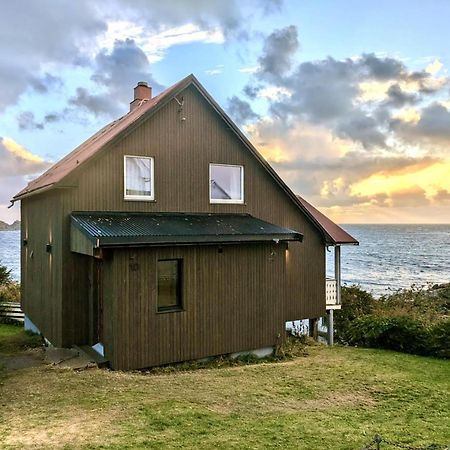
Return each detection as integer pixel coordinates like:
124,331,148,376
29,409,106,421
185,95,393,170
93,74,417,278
296,195,358,245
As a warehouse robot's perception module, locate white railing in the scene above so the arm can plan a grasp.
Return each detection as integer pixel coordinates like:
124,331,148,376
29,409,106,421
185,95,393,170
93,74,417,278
325,278,338,306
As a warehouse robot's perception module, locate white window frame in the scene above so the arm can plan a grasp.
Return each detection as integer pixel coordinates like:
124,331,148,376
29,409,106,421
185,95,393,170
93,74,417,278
209,163,244,204
123,155,155,201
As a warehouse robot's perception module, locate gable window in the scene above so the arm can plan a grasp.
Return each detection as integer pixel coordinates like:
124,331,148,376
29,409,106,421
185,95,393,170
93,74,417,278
124,155,154,200
157,259,182,312
209,164,244,204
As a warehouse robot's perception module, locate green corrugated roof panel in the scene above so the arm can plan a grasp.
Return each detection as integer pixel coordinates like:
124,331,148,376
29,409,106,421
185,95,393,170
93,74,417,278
70,212,303,247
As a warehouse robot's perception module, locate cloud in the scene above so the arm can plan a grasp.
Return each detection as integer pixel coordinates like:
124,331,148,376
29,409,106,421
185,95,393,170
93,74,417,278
0,0,106,111
257,25,298,80
227,96,260,125
0,137,50,176
0,0,282,112
243,27,450,151
432,189,450,204
69,38,162,117
391,102,450,146
17,112,44,131
0,137,51,215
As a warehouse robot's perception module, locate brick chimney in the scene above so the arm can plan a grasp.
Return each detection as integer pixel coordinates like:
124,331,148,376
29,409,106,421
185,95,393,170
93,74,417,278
130,81,152,111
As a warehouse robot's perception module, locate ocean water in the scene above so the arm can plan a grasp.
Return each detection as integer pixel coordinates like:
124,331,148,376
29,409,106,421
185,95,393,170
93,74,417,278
327,224,450,296
0,230,20,281
0,225,449,296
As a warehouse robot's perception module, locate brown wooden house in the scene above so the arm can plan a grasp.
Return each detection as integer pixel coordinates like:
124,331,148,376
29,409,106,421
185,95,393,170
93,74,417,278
13,75,357,370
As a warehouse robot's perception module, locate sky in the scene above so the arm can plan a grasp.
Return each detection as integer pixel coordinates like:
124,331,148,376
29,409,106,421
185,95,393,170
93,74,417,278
1,0,450,224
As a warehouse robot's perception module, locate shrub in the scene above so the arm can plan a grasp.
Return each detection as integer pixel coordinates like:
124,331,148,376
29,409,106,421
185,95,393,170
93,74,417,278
0,263,12,285
334,285,376,343
0,282,20,303
429,320,450,359
335,285,449,359
345,315,430,356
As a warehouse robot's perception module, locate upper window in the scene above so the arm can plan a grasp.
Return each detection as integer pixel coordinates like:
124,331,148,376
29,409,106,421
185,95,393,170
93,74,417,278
124,155,154,201
209,164,244,204
157,259,182,312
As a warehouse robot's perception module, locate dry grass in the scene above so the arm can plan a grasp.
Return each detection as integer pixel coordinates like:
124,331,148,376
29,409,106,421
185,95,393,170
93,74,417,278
0,323,449,449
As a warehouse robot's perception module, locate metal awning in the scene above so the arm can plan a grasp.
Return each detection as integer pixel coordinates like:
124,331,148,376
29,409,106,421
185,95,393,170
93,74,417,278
70,212,303,255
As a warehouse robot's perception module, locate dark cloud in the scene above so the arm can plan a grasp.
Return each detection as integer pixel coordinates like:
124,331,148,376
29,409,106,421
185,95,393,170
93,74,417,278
391,102,450,144
245,27,450,149
70,39,162,117
29,73,64,94
69,88,120,117
336,114,387,149
257,25,298,79
44,113,61,123
360,53,405,80
384,84,418,107
17,112,44,131
0,0,282,111
17,110,64,130
227,96,259,124
0,0,106,110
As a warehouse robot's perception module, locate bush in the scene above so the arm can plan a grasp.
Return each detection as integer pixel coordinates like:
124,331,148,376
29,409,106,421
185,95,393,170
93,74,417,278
429,320,450,359
335,284,449,359
334,285,376,343
0,263,12,285
0,282,20,303
345,315,430,355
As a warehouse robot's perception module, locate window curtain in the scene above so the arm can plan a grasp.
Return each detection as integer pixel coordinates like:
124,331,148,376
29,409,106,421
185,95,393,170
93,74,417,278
126,157,151,196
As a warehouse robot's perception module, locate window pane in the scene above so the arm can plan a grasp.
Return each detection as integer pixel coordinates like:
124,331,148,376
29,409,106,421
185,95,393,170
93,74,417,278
210,165,243,201
157,260,182,311
126,156,152,197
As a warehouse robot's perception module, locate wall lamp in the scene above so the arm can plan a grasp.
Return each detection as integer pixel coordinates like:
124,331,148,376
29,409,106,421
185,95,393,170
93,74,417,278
46,243,52,253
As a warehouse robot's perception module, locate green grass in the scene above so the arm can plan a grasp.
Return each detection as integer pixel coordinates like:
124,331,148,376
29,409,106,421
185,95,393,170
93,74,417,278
0,323,42,355
0,323,449,449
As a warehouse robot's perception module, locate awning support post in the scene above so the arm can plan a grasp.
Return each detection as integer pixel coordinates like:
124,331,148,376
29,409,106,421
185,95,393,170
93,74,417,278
327,309,334,346
335,245,341,305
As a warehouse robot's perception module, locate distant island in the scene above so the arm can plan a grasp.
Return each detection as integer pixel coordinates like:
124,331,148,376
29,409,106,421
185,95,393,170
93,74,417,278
0,220,20,231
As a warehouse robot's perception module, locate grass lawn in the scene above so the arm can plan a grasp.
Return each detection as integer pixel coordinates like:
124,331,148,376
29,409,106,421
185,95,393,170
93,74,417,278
0,323,449,449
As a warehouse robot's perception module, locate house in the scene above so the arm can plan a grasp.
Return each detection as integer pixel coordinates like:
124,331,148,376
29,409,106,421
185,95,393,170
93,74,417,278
12,75,358,370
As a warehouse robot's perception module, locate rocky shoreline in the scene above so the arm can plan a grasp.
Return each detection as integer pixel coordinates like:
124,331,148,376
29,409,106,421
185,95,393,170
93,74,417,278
0,220,20,231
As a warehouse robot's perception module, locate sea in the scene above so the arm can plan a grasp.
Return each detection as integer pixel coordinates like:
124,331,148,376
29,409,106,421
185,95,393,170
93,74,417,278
0,225,449,297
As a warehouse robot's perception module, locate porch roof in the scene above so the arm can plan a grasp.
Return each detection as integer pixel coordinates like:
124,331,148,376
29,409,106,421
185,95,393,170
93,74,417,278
70,212,303,250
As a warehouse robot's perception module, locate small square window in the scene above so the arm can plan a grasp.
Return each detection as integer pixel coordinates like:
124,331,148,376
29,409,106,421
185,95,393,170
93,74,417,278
124,155,154,201
209,164,244,204
157,259,182,312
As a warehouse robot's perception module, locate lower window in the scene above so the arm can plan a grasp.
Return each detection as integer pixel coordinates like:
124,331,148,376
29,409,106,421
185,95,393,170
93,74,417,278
157,259,182,312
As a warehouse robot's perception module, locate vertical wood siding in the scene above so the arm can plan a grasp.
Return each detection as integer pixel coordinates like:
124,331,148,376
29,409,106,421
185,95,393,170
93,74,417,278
23,83,325,353
107,244,286,370
21,191,63,345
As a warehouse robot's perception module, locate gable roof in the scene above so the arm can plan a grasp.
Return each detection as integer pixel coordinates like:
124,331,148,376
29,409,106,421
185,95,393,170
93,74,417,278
13,75,192,200
13,74,357,246
296,195,358,245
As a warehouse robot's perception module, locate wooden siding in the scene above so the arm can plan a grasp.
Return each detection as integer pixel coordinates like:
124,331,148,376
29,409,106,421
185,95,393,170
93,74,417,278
22,82,325,352
106,244,286,370
70,224,94,256
20,191,63,345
